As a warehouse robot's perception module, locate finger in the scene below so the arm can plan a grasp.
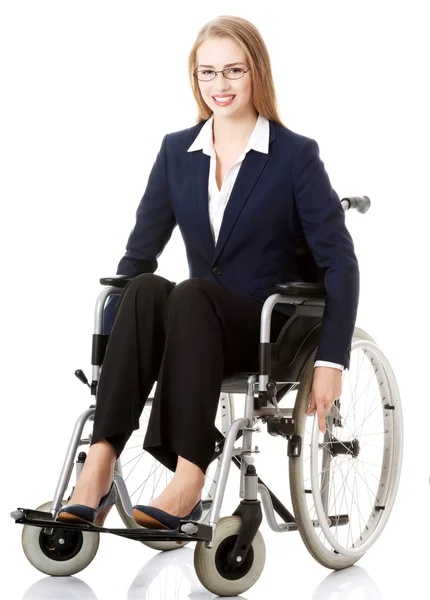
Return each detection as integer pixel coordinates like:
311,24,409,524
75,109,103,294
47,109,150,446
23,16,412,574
317,401,326,434
325,399,334,416
306,393,316,414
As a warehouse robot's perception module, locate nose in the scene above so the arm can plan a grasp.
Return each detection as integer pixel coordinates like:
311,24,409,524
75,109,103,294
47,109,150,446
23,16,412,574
213,73,233,93
213,88,233,95
214,84,233,94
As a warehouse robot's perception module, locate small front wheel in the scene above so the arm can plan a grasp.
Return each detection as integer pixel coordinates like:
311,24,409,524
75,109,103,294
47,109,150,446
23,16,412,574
21,501,100,576
194,516,265,597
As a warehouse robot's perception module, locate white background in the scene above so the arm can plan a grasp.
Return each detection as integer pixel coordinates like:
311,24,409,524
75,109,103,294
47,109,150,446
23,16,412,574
1,1,429,598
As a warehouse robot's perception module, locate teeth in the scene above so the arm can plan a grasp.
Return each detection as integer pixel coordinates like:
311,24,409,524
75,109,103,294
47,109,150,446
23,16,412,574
214,96,235,102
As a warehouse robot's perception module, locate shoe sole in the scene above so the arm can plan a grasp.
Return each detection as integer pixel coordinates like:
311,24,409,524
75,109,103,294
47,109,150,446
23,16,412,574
132,509,172,530
57,505,113,527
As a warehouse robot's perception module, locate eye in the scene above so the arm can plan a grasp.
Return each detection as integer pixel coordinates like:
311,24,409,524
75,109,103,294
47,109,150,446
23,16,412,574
201,70,214,75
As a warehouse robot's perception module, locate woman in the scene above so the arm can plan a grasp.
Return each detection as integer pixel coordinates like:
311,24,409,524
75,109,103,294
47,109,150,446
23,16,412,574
57,15,359,530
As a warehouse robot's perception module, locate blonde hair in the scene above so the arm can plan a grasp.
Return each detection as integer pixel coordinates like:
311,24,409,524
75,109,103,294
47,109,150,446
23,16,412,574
188,15,287,128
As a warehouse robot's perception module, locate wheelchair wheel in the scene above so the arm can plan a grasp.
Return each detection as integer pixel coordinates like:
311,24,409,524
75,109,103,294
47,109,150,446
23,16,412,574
194,516,265,597
289,327,403,569
21,500,99,576
115,391,234,551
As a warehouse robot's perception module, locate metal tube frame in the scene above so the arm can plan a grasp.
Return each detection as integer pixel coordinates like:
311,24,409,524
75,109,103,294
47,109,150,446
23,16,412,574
50,275,329,542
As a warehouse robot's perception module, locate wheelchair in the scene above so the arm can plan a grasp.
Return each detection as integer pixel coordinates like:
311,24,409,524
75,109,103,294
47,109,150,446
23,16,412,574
11,195,403,597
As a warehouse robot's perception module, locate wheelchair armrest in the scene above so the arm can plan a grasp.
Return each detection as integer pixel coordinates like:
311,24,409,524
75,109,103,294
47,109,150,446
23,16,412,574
99,275,177,289
275,281,326,297
99,276,135,288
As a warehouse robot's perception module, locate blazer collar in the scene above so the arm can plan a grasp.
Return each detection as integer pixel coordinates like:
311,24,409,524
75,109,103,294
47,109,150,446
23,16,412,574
187,113,270,155
187,115,277,265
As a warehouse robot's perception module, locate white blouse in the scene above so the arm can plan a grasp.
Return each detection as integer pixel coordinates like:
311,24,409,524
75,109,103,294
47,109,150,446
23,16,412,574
187,114,343,372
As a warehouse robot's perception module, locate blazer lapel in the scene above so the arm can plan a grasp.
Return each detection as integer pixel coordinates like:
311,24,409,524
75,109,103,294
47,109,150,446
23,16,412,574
188,119,277,265
188,150,215,258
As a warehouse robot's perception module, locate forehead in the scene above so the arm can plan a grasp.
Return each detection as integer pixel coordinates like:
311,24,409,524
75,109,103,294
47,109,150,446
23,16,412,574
197,37,246,68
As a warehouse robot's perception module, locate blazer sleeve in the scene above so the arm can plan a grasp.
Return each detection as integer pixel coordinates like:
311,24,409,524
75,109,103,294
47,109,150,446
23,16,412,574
103,134,176,334
292,138,360,369
116,133,177,277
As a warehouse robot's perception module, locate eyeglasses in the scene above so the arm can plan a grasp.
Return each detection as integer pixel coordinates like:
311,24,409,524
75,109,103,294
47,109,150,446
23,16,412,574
193,67,249,82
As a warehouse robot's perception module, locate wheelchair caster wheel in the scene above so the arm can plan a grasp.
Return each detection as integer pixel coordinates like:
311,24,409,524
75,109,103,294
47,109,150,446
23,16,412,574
194,516,265,596
21,501,100,576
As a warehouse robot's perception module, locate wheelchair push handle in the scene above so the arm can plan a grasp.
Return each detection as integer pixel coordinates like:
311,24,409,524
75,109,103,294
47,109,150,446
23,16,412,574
341,195,371,214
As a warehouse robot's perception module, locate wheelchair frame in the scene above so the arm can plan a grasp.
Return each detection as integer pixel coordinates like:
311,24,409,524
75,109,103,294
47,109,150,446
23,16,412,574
13,278,326,553
14,195,400,588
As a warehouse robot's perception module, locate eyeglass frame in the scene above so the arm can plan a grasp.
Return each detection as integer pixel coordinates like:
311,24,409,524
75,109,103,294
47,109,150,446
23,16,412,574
193,66,250,81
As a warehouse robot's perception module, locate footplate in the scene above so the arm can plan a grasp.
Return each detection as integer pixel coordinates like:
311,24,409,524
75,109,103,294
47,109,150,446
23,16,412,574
10,507,212,543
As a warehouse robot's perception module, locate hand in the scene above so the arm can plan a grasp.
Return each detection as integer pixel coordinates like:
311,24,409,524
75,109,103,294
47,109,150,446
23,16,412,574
306,366,343,434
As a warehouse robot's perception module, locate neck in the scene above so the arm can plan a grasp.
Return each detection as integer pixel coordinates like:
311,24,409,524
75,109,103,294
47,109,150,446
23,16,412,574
212,108,259,147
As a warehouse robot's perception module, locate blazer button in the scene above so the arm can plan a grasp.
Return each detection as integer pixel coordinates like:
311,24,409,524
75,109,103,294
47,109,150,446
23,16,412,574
212,267,222,275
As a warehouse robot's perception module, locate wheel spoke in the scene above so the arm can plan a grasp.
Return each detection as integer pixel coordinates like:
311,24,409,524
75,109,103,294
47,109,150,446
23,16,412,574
116,393,235,532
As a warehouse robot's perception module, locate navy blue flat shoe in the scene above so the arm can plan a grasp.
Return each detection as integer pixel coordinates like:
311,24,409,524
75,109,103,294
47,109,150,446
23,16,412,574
56,483,116,526
132,500,203,530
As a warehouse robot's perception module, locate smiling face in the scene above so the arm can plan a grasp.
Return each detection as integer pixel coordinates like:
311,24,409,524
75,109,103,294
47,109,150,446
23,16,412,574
195,37,254,119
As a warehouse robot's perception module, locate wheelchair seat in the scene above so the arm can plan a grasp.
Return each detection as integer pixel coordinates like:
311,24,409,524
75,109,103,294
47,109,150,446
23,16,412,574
99,276,325,395
221,311,323,394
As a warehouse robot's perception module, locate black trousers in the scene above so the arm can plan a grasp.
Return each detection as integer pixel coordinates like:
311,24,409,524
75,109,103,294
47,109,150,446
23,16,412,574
91,274,289,475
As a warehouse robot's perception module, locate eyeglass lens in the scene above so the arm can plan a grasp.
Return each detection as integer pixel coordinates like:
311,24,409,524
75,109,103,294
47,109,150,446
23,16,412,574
195,68,245,81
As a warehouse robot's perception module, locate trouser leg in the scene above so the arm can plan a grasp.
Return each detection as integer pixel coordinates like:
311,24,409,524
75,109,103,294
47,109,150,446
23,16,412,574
91,273,175,457
142,278,289,474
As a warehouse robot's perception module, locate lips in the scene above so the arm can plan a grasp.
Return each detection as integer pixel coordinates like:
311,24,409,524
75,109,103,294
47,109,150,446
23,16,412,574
212,95,236,108
212,95,236,101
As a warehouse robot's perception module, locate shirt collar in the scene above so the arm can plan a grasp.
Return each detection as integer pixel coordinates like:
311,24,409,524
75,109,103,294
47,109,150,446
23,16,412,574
187,113,270,155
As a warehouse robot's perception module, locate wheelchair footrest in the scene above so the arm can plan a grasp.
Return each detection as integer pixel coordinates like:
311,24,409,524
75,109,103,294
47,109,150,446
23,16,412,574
11,507,212,543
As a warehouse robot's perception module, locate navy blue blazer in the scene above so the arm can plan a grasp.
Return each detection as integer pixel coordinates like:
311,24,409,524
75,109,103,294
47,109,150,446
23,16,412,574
110,118,359,370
